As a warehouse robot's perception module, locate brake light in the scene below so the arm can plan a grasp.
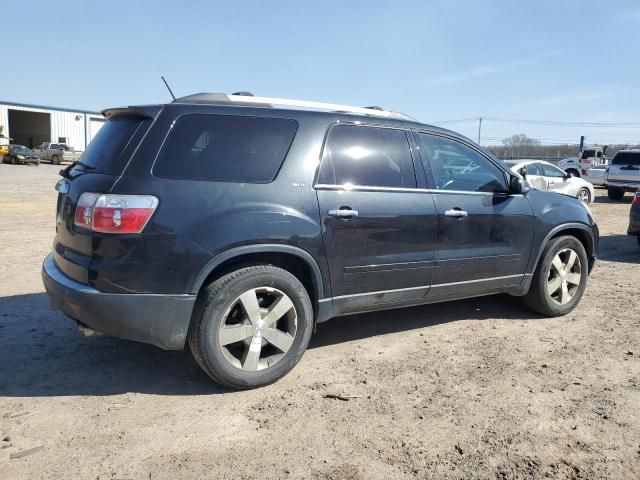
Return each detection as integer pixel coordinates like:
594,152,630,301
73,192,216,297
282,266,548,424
74,193,158,233
634,193,640,205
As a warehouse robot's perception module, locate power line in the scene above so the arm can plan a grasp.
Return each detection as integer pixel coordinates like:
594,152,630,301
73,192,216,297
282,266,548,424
432,117,640,128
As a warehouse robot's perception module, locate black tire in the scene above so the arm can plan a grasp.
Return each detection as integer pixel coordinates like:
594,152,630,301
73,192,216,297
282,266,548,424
188,265,313,389
566,169,580,178
576,187,591,204
51,154,60,165
607,187,624,200
523,235,589,317
636,236,640,248
11,156,16,165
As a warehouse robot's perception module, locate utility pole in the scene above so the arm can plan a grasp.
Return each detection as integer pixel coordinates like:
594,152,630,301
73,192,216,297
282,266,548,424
477,117,483,145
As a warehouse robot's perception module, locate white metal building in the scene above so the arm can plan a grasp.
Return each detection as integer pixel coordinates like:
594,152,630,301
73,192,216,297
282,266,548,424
0,100,106,151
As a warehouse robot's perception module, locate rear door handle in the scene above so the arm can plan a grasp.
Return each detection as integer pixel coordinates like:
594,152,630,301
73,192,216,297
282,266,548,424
328,208,359,218
444,209,468,218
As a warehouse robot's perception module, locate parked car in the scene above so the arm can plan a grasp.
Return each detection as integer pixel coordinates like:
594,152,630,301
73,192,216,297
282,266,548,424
2,144,40,165
505,159,595,204
605,150,640,200
628,192,640,247
583,164,607,187
42,93,599,389
32,142,82,164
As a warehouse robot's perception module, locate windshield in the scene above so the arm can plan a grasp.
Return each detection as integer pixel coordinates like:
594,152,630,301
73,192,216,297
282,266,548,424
11,145,32,155
77,116,148,174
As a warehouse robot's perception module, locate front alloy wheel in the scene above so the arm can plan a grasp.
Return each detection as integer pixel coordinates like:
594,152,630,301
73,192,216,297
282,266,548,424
546,248,582,305
523,235,588,316
577,188,591,204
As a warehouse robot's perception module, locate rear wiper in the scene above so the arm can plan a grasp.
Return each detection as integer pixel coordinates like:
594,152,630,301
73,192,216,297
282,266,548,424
59,160,95,178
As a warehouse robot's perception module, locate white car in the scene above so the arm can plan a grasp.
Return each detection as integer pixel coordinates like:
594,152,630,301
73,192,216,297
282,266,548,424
583,165,607,187
505,159,595,204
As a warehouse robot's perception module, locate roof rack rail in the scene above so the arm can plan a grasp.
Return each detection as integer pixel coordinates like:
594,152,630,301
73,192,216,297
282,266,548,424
172,93,415,121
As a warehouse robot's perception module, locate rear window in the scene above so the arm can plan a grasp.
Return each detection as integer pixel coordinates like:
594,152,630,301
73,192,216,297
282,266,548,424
78,116,148,174
153,114,298,183
612,152,640,165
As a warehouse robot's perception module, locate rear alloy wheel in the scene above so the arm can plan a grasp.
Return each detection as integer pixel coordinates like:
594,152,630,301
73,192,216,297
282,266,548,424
607,188,624,200
576,188,591,204
523,236,588,316
189,265,313,389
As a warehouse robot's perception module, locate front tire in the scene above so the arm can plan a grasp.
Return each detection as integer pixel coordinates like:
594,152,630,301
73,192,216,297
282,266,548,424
188,265,313,389
607,187,624,200
576,187,591,204
523,236,588,317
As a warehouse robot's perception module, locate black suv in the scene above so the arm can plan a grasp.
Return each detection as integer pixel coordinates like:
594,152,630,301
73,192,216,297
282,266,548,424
42,93,599,389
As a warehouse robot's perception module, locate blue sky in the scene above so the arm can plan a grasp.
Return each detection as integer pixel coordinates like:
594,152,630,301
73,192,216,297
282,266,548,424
4,0,640,145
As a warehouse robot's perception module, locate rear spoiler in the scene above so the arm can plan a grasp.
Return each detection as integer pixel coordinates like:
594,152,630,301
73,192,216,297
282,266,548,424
101,105,162,120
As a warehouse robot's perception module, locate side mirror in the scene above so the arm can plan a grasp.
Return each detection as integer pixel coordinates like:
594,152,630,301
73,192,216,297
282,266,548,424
510,176,530,195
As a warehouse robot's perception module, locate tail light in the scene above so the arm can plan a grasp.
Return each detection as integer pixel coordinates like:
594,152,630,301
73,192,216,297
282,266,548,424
582,169,588,176
74,193,159,233
634,193,640,205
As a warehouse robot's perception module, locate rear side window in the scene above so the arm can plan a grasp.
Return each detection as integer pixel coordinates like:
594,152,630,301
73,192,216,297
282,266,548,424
612,152,640,165
525,163,542,176
317,125,416,188
154,114,298,183
79,116,148,174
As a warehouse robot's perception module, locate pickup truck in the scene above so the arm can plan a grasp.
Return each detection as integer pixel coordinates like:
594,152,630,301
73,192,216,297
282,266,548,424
32,142,82,164
558,145,607,178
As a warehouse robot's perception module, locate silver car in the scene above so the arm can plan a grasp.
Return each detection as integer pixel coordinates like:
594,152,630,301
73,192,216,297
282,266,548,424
506,160,595,204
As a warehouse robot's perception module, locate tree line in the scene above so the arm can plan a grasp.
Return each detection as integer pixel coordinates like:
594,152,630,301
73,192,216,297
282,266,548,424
485,134,640,159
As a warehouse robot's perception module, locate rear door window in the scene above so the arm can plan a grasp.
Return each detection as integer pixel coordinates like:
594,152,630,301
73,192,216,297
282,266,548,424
317,125,416,188
79,116,149,174
153,114,298,183
612,152,640,165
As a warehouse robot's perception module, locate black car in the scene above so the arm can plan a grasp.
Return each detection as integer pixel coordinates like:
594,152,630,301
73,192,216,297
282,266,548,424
42,93,599,389
628,192,640,247
4,144,40,165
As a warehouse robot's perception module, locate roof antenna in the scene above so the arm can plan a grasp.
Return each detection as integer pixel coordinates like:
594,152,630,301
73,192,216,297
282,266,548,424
161,76,176,101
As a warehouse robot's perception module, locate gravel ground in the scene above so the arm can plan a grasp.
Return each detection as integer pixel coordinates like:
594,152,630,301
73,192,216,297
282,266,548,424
0,164,638,479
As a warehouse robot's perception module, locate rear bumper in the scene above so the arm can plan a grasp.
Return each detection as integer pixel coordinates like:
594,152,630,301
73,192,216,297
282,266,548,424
42,254,195,350
605,181,640,192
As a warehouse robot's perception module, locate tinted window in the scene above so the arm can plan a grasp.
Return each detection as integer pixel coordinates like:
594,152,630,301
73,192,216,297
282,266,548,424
541,163,566,178
154,114,298,183
79,116,148,174
317,125,416,188
612,152,640,165
419,134,507,192
582,150,595,159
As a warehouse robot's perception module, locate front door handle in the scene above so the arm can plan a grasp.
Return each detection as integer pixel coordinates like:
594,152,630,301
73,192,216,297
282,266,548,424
444,208,468,218
328,208,359,218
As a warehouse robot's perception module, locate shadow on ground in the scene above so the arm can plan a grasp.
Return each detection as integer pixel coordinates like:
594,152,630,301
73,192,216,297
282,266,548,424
597,234,639,264
0,292,537,398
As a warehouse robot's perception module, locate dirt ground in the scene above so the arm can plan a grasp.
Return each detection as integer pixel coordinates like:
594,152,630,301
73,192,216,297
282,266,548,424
0,163,638,479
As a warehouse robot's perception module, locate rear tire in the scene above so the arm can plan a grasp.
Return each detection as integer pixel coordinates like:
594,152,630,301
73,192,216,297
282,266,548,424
523,236,588,317
188,265,313,389
636,236,640,248
566,169,580,178
607,187,624,200
51,154,60,165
